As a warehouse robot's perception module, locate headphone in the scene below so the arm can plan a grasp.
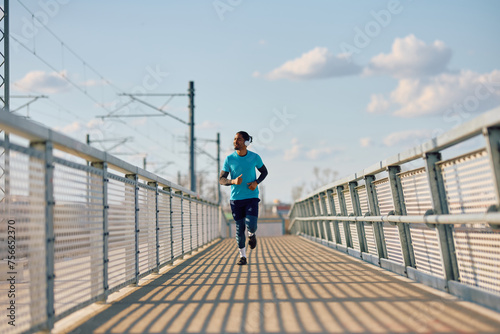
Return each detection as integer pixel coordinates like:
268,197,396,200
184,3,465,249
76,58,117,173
245,136,253,147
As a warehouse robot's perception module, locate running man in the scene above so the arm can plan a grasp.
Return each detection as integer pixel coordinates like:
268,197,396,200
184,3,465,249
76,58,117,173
219,131,268,265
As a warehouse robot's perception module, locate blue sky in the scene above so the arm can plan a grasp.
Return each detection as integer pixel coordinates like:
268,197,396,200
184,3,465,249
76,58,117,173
8,0,500,203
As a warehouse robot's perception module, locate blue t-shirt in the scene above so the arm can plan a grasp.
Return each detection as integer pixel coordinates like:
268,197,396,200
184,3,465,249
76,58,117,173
222,151,264,200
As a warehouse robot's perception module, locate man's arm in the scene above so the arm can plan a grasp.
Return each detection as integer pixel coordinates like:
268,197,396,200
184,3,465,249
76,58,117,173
256,164,268,184
219,171,243,186
247,164,268,191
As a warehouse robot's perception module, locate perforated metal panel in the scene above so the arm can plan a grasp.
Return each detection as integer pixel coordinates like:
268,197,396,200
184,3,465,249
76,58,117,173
157,190,172,263
382,223,404,265
409,224,443,277
107,175,135,290
0,148,47,334
400,168,433,215
344,189,353,215
52,161,104,316
138,184,156,276
171,194,183,258
440,149,496,214
350,221,360,251
183,200,192,254
333,193,341,215
364,223,378,255
454,226,500,294
357,185,369,215
374,178,394,215
338,221,346,246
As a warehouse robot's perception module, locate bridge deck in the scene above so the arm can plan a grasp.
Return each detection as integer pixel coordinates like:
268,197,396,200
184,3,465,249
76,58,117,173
64,236,500,334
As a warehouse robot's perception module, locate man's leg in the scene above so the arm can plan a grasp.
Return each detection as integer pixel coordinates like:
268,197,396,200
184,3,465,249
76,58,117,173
246,198,259,249
231,200,247,265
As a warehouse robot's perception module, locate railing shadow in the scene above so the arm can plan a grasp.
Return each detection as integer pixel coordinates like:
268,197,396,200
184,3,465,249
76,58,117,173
67,236,500,334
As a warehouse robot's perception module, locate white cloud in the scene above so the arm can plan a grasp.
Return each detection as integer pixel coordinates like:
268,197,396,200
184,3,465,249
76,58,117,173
367,70,500,117
196,120,221,130
359,137,372,148
367,94,391,114
265,47,362,81
15,70,71,94
283,138,342,161
365,34,452,78
383,129,435,148
283,138,302,161
306,147,339,160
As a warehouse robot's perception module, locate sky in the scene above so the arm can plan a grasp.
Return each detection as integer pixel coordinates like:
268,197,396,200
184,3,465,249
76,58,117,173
7,0,500,203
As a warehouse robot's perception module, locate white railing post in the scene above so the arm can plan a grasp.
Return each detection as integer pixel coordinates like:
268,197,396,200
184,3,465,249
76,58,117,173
31,140,55,331
387,166,415,268
92,162,109,301
326,189,342,244
320,192,333,242
147,181,160,273
364,175,387,259
349,181,368,253
336,185,352,248
424,153,459,281
484,127,500,208
125,173,139,285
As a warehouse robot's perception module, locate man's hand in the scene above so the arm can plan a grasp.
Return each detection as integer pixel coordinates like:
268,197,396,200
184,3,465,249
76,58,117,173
232,174,243,185
247,181,258,191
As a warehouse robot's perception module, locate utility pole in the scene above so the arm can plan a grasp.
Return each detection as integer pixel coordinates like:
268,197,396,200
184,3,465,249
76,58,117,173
188,81,196,192
101,81,196,192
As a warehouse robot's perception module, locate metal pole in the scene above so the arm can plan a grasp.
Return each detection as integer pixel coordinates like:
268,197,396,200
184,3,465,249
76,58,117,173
188,81,196,192
4,0,9,112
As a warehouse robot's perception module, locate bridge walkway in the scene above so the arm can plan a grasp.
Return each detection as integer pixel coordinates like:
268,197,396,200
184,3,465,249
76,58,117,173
63,236,500,334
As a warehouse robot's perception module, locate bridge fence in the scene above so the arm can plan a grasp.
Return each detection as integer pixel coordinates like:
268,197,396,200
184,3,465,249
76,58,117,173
0,112,222,333
289,107,500,312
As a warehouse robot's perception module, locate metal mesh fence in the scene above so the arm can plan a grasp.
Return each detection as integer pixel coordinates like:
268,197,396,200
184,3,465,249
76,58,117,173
157,189,172,264
400,168,433,215
440,149,496,214
171,194,183,258
138,184,156,276
374,178,394,215
0,148,46,334
364,223,378,255
52,160,104,317
107,175,136,290
409,224,443,277
382,222,404,265
357,185,369,214
454,226,500,294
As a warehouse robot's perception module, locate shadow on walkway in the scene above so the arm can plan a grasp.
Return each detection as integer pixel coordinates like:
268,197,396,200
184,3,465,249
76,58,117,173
67,236,500,333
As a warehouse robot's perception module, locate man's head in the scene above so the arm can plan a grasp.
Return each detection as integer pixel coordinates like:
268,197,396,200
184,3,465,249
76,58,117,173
234,131,252,150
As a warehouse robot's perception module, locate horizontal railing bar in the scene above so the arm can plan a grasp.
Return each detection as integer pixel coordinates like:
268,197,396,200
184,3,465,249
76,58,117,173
292,212,500,225
0,111,213,202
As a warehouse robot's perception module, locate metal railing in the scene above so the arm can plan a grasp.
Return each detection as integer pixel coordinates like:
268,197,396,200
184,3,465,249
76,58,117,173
289,107,500,311
0,112,222,333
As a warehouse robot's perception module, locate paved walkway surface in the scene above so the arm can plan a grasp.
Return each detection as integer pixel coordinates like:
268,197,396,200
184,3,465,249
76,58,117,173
64,236,500,333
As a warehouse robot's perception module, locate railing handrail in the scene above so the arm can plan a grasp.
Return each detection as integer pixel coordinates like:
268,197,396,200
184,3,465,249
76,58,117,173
291,212,500,226
0,111,211,201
